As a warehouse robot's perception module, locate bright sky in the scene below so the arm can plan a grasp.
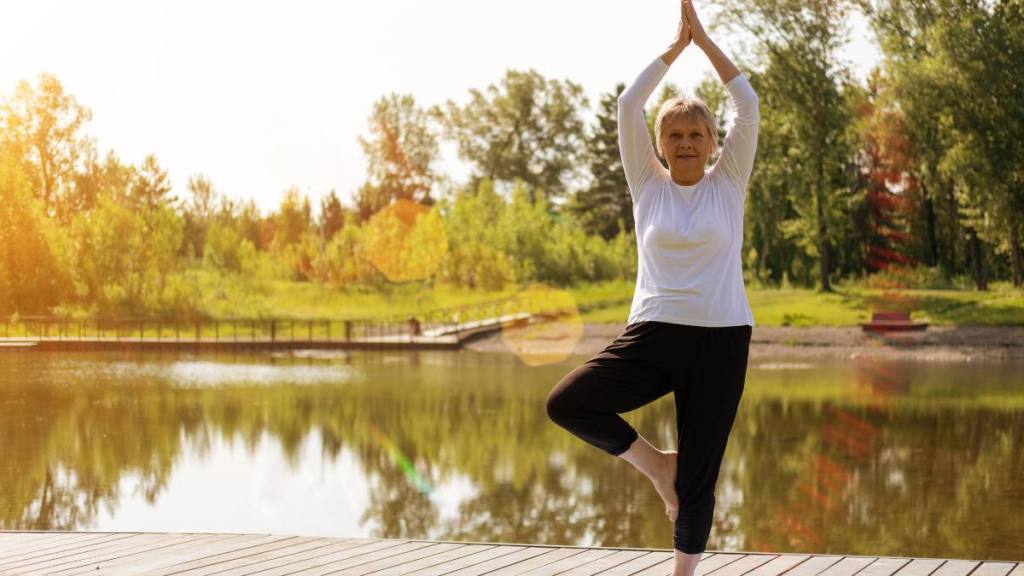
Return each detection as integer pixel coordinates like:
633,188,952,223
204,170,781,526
1,0,880,214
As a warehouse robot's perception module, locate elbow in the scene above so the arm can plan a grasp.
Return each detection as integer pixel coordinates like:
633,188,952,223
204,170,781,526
746,93,761,123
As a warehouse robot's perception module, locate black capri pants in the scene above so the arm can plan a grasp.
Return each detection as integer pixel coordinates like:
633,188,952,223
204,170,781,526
545,320,752,554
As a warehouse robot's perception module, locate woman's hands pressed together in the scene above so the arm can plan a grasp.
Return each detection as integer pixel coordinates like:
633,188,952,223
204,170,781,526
682,0,709,48
661,0,742,84
673,0,693,50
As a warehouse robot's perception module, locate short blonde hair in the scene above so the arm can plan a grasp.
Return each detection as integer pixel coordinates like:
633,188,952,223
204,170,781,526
654,97,718,159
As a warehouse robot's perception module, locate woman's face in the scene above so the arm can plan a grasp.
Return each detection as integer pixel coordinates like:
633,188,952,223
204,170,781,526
659,116,713,179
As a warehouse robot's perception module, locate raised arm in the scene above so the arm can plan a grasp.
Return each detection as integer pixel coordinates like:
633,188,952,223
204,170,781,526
617,1,692,196
683,0,740,84
685,0,759,191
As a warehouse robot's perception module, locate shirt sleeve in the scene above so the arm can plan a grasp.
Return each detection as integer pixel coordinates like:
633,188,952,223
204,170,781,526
617,56,670,198
713,74,760,197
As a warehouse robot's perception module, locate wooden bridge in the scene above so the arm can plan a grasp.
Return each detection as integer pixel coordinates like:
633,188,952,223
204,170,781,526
0,532,1019,576
0,297,539,352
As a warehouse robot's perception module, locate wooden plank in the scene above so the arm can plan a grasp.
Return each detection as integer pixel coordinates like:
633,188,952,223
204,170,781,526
0,532,106,558
892,559,946,576
555,549,651,576
174,538,350,576
428,545,559,576
695,553,746,574
932,561,982,576
514,548,618,576
92,534,290,576
46,533,212,575
318,542,464,575
252,540,424,576
626,549,716,573
971,563,1017,576
781,555,845,576
79,534,264,576
0,532,114,558
708,554,778,576
859,558,915,576
595,551,675,576
401,544,527,576
155,536,320,575
817,557,879,576
743,554,814,576
211,538,387,576
0,533,140,569
355,543,496,576
10,533,196,574
4,533,168,573
447,547,585,576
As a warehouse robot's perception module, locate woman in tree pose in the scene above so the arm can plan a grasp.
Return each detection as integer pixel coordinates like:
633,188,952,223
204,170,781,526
546,1,758,574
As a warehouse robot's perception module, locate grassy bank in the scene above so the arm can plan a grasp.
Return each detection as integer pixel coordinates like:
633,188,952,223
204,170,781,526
577,281,1024,326
194,275,1024,326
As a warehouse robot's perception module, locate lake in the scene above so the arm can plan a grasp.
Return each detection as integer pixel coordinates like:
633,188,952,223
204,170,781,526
0,349,1021,560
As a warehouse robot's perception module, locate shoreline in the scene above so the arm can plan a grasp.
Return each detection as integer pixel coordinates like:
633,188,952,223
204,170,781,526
466,323,1024,362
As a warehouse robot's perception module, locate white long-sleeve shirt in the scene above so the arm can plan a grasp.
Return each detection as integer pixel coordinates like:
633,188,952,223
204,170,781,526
617,56,759,328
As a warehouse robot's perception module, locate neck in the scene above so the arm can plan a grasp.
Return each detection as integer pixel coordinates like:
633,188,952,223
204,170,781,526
671,169,704,186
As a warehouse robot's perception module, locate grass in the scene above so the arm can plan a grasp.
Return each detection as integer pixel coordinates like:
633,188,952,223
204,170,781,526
577,280,1024,326
194,274,1024,327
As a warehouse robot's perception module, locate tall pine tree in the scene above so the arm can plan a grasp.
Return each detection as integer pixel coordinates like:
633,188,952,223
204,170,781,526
568,84,633,240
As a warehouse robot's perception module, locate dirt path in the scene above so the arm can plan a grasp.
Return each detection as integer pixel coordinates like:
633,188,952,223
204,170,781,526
465,323,1024,362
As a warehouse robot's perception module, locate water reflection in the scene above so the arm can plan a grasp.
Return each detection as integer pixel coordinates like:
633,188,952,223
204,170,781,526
0,351,1021,560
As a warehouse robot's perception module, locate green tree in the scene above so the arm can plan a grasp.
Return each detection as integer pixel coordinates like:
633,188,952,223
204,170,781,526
721,0,861,291
436,70,588,206
0,157,67,314
318,189,346,242
567,83,633,240
868,0,1024,289
181,174,218,259
129,154,174,210
0,74,93,220
355,93,438,221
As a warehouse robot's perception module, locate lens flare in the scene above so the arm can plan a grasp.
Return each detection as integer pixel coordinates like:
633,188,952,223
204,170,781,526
365,420,434,496
365,199,448,283
500,284,583,367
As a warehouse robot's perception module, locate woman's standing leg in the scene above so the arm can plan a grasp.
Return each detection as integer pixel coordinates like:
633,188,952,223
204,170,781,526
671,324,752,576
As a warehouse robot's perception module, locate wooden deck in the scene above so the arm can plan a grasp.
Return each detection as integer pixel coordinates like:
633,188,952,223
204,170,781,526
0,533,1019,576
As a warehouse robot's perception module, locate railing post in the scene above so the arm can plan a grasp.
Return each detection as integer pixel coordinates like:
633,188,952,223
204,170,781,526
308,320,313,342
270,320,276,342
344,320,351,342
195,321,201,343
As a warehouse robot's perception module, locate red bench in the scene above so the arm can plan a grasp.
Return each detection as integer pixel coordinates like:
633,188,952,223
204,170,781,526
859,310,929,333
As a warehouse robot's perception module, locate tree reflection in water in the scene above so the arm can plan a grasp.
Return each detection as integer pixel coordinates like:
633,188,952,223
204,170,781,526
0,351,1021,560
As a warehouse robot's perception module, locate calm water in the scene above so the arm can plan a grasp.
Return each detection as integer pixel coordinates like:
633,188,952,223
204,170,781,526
0,349,1021,560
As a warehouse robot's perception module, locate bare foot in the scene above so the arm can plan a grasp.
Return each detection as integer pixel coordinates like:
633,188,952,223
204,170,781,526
652,449,679,522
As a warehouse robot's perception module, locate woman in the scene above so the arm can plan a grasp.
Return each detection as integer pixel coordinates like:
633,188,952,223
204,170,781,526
545,1,758,574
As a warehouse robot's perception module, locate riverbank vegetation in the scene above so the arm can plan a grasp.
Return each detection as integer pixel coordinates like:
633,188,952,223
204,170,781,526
1,1,1022,322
